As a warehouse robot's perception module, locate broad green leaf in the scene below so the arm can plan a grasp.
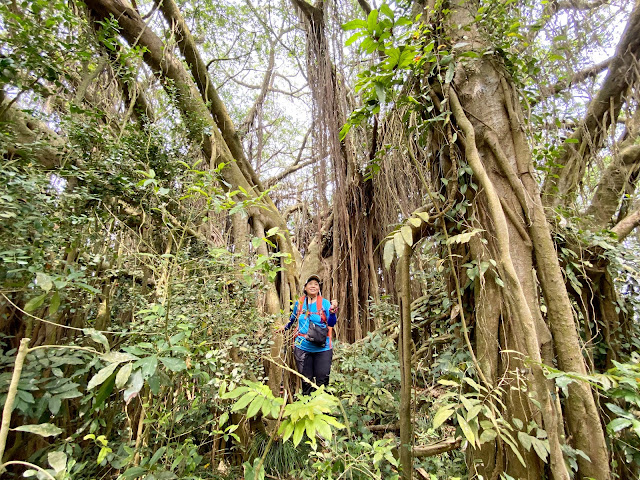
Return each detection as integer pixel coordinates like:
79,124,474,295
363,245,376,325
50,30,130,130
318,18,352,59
48,451,67,473
445,64,455,84
134,355,158,379
608,417,632,433
342,19,367,30
393,232,405,257
232,392,257,412
219,411,229,427
149,446,166,466
374,82,386,104
49,291,61,315
408,217,422,228
101,351,138,364
316,419,332,440
123,369,143,403
83,328,110,352
88,362,119,389
466,404,483,421
159,357,187,372
115,363,133,389
279,420,295,442
36,272,53,292
416,211,430,223
432,407,455,429
445,228,483,245
531,438,549,463
246,396,265,418
383,240,395,270
48,396,62,415
367,9,378,31
24,293,47,312
221,386,250,400
479,429,497,443
379,3,393,19
517,431,532,451
292,421,305,446
14,423,62,437
401,225,413,246
457,413,476,446
121,467,146,479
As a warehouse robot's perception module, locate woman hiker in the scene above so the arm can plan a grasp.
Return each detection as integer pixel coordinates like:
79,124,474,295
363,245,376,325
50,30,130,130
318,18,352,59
281,274,338,395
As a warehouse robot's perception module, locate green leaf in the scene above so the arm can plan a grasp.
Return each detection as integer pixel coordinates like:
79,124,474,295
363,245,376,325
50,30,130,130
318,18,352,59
517,431,532,451
101,351,138,364
480,429,497,443
342,19,367,31
432,407,455,429
36,272,53,292
232,392,257,412
279,420,294,442
292,421,305,446
401,225,413,246
221,386,250,400
121,467,146,479
159,357,187,372
416,211,430,223
49,396,62,415
115,363,133,389
123,369,143,403
246,396,265,418
24,293,47,312
457,413,476,446
379,3,393,19
88,363,119,389
532,438,549,463
374,82,386,104
408,217,422,228
134,355,158,379
316,419,332,440
608,417,632,433
367,9,378,31
14,423,62,437
149,446,166,466
219,411,229,427
49,291,61,315
393,231,405,257
383,239,395,270
445,64,455,84
83,328,110,352
48,451,67,474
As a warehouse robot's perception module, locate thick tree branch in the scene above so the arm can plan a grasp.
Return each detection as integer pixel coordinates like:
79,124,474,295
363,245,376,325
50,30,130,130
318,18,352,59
154,0,264,191
611,206,640,240
542,2,640,207
535,57,612,104
413,437,462,457
586,142,640,226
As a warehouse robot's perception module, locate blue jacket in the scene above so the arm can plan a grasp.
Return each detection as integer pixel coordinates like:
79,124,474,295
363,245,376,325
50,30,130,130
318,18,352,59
285,296,337,352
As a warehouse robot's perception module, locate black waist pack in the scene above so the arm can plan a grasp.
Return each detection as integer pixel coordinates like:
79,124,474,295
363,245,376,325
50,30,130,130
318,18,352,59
306,322,328,346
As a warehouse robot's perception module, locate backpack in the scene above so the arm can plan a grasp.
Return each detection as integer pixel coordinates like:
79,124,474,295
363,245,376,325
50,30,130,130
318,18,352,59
295,295,331,347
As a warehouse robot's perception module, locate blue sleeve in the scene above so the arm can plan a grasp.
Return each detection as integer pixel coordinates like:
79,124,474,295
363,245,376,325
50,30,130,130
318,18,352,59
284,301,299,330
323,299,337,327
328,311,337,327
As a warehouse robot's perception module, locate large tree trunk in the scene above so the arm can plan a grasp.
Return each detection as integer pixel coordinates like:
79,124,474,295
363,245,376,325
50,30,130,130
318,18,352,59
419,3,612,478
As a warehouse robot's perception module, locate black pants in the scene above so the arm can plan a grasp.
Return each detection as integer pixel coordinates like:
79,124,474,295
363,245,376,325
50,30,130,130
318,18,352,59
293,347,333,396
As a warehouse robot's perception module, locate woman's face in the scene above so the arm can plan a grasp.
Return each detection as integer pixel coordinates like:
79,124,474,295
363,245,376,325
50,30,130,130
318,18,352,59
306,280,320,295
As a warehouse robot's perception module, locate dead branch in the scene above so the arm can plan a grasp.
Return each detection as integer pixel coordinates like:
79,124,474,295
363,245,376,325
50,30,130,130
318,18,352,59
413,437,462,457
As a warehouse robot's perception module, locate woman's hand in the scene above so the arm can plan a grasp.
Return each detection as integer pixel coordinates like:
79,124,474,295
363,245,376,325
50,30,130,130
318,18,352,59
329,300,338,313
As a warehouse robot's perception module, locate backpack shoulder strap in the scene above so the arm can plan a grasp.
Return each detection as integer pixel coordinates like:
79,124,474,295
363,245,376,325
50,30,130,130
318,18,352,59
316,296,327,324
296,296,306,321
